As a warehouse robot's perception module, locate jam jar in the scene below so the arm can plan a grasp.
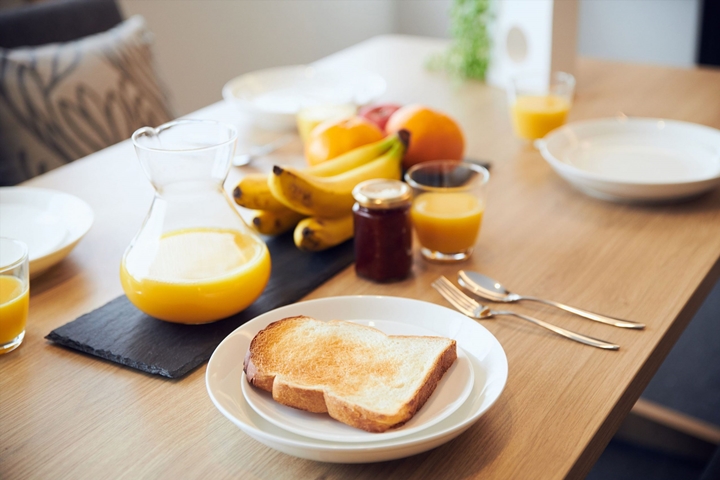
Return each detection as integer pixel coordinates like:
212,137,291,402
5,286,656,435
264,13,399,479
352,179,413,282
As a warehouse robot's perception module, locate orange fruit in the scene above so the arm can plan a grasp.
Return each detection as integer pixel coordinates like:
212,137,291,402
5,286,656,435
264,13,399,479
385,105,465,169
305,116,384,166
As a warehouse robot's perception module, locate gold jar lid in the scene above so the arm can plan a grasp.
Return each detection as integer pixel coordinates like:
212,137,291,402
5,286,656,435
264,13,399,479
352,179,412,209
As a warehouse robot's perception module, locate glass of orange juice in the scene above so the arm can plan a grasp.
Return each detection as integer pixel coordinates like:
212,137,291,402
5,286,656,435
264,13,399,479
405,161,490,263
508,71,575,141
0,237,29,354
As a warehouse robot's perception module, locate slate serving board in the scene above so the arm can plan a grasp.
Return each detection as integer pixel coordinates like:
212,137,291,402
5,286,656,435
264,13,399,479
46,233,355,379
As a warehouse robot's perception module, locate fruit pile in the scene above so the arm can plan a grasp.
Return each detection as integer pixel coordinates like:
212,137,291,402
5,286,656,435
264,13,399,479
233,104,465,252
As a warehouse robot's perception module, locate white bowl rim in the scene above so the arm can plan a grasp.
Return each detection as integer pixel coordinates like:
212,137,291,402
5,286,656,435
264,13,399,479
537,117,720,187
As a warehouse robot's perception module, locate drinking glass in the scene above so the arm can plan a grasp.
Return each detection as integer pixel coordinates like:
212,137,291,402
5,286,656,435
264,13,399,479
405,161,490,263
0,237,29,354
508,71,575,141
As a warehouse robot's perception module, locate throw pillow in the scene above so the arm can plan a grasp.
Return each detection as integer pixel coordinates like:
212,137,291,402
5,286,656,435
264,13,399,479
0,15,174,185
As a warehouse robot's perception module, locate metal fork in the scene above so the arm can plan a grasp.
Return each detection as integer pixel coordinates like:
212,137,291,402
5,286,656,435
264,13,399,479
432,276,619,350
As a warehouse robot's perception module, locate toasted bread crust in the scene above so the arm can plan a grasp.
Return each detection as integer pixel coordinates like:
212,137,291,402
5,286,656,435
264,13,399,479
324,343,456,432
242,316,457,432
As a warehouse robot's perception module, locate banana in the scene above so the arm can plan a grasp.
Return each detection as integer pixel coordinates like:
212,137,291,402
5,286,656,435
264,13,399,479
233,174,288,211
268,141,405,218
232,131,408,212
294,214,354,252
306,131,408,177
250,208,305,236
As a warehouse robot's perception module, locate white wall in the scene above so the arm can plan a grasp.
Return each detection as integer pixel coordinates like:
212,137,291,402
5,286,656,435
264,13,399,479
394,0,702,68
118,0,703,116
120,0,396,115
577,0,702,68
395,0,452,38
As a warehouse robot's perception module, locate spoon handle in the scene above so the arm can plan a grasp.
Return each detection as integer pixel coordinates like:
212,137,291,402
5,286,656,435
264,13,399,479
232,135,294,167
492,310,620,350
521,296,645,329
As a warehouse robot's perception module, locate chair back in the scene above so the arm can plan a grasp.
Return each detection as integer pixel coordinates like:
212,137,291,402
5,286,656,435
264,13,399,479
0,0,123,48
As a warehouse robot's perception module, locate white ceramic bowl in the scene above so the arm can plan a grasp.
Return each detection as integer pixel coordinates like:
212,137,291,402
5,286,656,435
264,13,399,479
536,117,720,202
222,65,386,130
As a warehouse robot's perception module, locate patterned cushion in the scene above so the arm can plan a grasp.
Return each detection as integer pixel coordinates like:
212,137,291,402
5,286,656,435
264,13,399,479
0,15,174,185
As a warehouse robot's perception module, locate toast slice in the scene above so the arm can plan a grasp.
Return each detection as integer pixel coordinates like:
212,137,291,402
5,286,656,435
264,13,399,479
243,316,457,433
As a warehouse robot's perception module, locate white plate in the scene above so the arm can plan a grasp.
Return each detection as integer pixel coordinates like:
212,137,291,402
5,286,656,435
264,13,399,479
0,187,94,277
536,117,720,202
222,65,386,130
241,319,475,443
206,296,508,463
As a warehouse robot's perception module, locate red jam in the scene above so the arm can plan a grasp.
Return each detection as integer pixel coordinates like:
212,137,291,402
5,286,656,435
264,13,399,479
352,180,412,282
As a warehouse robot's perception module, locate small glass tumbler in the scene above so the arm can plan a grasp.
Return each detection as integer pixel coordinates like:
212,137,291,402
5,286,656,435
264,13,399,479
405,161,490,263
508,71,575,141
0,237,29,354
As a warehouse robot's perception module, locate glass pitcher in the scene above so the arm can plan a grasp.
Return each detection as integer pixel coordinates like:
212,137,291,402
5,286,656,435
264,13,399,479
121,119,271,324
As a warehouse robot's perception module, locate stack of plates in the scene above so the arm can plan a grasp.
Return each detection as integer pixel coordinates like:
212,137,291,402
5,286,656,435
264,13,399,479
206,296,508,463
0,187,94,277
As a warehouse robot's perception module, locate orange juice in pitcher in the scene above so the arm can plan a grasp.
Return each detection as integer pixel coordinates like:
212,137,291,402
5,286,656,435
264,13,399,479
122,120,270,324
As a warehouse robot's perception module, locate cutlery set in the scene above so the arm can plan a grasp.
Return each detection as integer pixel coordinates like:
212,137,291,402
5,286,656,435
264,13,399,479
433,271,645,350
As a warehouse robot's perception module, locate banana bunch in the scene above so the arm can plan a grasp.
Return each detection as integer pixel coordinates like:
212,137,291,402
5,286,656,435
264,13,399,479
250,209,306,236
268,140,405,218
233,131,408,250
294,215,354,252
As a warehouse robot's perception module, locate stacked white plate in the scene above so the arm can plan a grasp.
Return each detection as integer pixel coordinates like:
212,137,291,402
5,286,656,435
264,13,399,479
206,296,508,463
0,187,94,277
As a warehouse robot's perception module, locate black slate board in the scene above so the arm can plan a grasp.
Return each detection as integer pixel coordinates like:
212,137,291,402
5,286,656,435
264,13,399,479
46,233,354,379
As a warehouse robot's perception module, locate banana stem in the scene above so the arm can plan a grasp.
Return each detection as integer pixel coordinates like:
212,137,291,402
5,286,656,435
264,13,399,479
397,129,411,149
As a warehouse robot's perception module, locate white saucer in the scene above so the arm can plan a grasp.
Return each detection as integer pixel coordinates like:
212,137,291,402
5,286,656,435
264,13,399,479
536,117,720,202
241,319,475,443
206,296,508,463
0,187,94,277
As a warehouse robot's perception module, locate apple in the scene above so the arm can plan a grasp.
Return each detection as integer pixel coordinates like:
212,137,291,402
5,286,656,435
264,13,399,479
358,103,402,132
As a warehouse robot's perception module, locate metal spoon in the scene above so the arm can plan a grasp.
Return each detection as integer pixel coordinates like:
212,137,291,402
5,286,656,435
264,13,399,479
232,135,293,167
457,270,645,329
433,276,619,350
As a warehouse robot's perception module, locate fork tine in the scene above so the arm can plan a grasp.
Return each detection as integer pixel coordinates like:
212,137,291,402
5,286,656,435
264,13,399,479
432,277,463,308
434,277,472,309
433,280,473,316
433,276,478,314
436,276,478,311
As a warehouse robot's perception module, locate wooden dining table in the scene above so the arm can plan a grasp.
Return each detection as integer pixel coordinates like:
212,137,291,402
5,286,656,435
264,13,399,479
2,35,720,479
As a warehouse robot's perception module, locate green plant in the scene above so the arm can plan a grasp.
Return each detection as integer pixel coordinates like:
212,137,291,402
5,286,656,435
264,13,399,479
427,0,493,81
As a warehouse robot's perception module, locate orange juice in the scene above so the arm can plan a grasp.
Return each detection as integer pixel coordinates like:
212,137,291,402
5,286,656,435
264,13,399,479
120,228,271,323
0,276,29,349
511,94,570,140
411,192,484,253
